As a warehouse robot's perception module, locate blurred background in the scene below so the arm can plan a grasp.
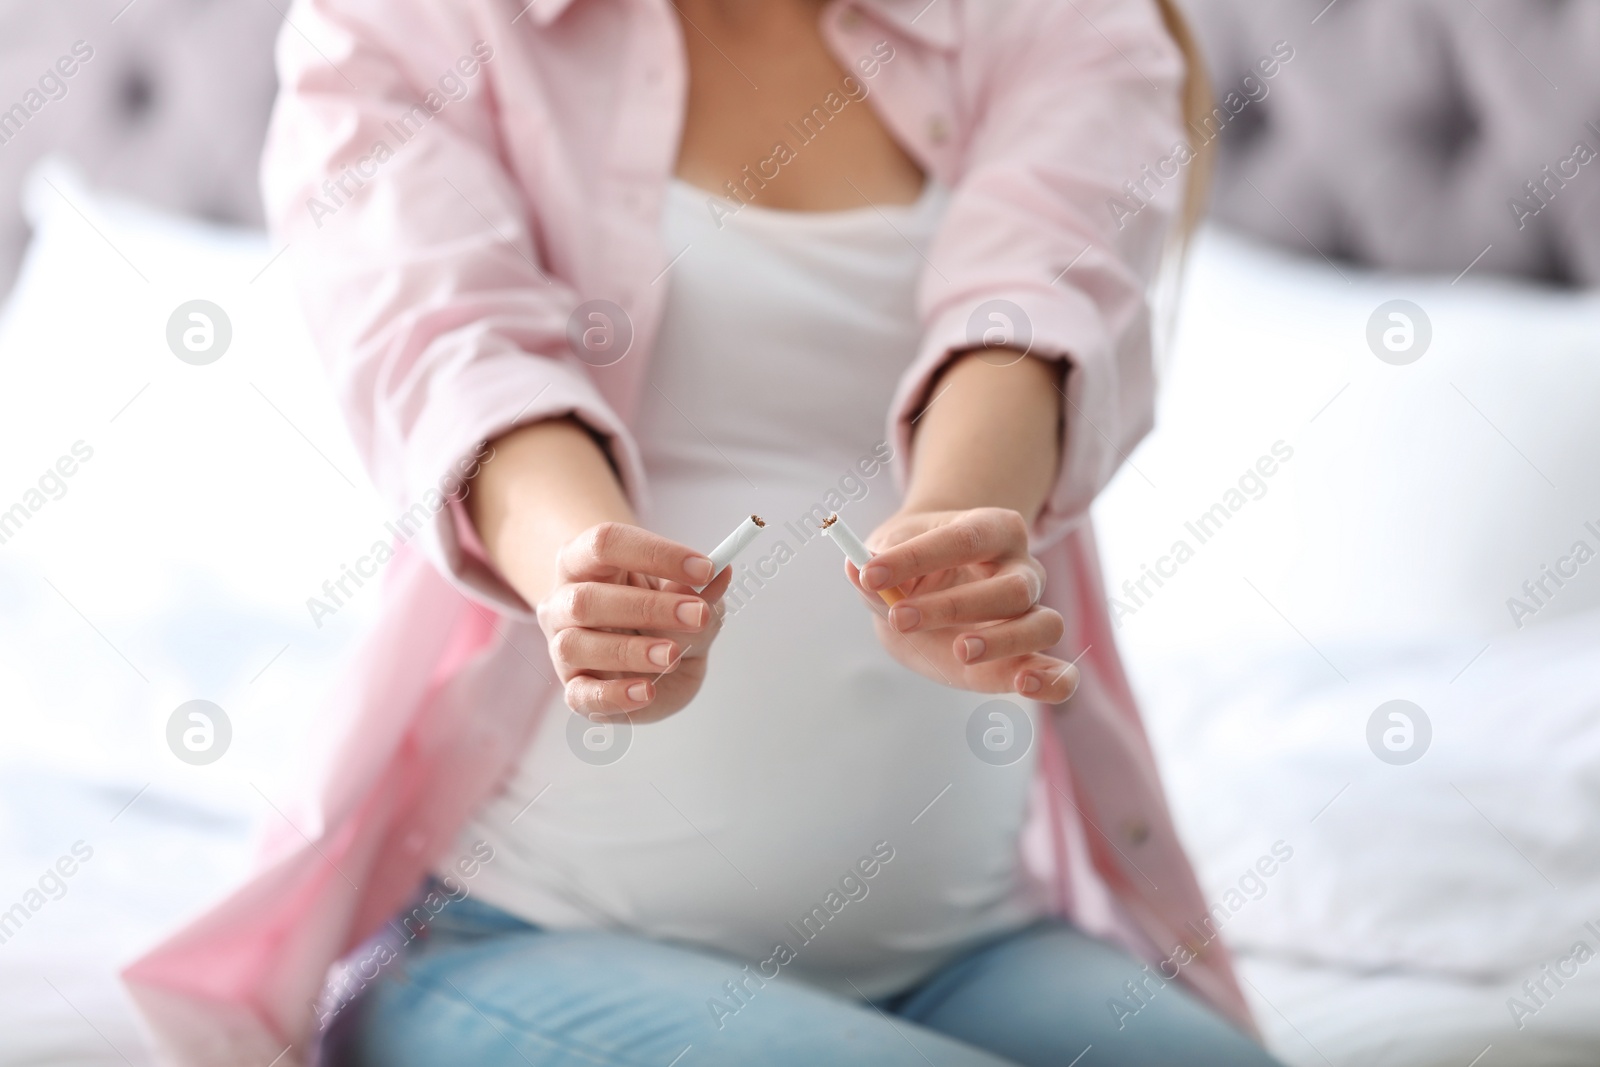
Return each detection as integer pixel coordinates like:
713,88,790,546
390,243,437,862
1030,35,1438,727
0,1,1597,1064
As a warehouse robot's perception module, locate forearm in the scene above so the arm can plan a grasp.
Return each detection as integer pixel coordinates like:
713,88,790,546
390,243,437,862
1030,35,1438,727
901,351,1064,522
467,417,635,605
859,350,1075,701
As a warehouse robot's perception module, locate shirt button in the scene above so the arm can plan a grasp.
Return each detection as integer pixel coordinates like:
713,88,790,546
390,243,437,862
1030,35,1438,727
1123,818,1151,846
839,8,863,29
928,115,949,145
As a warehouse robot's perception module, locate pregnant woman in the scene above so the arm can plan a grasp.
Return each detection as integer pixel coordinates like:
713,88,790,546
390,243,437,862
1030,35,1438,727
125,1,1283,1064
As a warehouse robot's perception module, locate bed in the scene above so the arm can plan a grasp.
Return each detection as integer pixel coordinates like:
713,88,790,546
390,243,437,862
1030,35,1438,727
3,156,1598,1066
1093,227,1600,1065
2,1,1598,1064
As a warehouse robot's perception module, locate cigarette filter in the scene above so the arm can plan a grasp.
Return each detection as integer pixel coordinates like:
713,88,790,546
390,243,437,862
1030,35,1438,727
701,514,766,590
821,514,904,605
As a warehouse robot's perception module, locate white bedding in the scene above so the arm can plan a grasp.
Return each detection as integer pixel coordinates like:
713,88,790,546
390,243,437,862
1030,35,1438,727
1238,955,1600,1067
1094,229,1600,1062
2,160,1598,1065
0,161,383,1066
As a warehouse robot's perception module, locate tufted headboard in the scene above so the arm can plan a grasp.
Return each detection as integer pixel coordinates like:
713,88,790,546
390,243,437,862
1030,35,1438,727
0,0,1596,298
0,0,281,297
1175,0,1600,287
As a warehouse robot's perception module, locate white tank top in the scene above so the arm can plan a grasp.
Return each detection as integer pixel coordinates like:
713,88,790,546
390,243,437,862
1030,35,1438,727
451,179,1046,999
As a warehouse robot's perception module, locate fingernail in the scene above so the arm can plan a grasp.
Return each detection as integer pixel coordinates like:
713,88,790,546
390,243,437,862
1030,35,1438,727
675,600,705,628
627,681,650,702
961,636,985,662
863,564,889,590
1019,673,1042,695
684,556,714,583
648,642,673,667
889,604,920,631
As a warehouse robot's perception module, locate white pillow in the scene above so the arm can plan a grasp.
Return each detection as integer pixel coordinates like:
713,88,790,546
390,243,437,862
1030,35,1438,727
1097,228,1600,651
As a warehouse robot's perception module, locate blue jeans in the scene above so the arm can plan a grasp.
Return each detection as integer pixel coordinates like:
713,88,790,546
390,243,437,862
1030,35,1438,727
323,884,1281,1066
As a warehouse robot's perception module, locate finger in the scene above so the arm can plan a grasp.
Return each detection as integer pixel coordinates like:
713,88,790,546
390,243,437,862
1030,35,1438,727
660,564,734,604
1010,654,1079,704
861,508,1028,591
885,568,1040,632
550,628,681,678
840,559,901,618
558,522,715,586
957,653,1077,704
840,558,900,608
540,583,712,634
952,608,1065,665
565,674,654,716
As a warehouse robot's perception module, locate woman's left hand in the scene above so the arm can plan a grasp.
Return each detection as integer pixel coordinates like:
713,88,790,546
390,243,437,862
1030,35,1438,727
851,507,1078,703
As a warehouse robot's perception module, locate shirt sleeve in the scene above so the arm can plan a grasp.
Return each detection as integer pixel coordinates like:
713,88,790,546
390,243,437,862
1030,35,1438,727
260,0,644,619
888,0,1187,550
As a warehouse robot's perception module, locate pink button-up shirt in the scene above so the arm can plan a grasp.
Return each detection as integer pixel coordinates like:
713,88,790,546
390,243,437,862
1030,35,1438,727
123,0,1255,1060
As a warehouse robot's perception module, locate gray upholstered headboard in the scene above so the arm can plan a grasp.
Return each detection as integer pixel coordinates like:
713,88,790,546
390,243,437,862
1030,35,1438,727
0,0,1596,298
1176,0,1600,287
0,0,280,297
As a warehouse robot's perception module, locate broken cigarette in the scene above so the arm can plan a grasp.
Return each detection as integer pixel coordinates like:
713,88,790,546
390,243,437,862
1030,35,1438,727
820,514,904,605
700,514,766,590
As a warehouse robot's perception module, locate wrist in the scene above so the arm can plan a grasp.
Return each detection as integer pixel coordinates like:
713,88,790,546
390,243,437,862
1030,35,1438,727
469,418,635,602
900,351,1061,524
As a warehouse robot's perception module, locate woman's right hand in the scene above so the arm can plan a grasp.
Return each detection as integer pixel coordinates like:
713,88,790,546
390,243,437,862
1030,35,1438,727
536,522,731,723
